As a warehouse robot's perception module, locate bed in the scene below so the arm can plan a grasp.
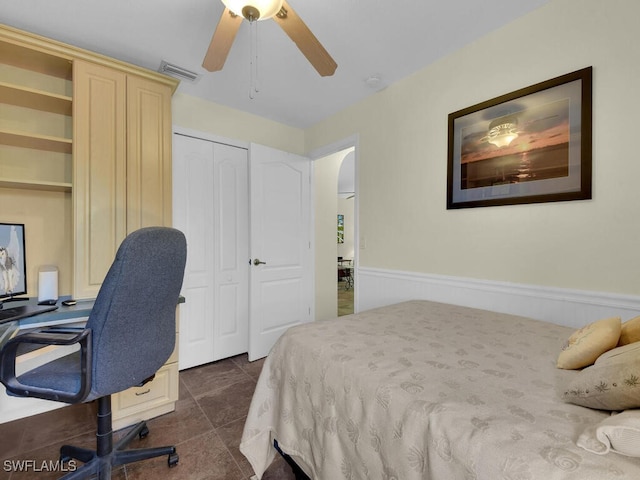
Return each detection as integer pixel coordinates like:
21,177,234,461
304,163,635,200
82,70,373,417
240,300,640,479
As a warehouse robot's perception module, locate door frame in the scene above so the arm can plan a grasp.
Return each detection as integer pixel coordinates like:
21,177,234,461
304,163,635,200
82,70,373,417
308,134,360,315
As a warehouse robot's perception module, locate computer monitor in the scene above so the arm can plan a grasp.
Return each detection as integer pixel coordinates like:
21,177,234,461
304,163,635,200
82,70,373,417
0,223,27,306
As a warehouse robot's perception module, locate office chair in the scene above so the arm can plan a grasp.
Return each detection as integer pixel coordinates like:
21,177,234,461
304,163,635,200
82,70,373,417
0,227,187,479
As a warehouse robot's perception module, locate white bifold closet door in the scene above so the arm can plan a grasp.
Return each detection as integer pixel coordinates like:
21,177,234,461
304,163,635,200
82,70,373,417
173,133,313,368
173,134,249,369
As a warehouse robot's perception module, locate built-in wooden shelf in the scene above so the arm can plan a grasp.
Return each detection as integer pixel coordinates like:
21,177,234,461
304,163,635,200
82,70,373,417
0,177,72,192
0,128,72,154
0,81,72,115
0,40,72,79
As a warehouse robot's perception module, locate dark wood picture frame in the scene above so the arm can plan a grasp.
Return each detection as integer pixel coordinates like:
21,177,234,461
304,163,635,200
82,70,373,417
447,67,592,209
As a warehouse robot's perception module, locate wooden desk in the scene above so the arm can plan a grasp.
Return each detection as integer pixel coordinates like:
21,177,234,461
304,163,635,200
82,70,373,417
0,298,182,428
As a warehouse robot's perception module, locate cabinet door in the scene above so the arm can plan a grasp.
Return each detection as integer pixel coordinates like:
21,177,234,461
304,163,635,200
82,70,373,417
73,60,127,299
126,75,173,232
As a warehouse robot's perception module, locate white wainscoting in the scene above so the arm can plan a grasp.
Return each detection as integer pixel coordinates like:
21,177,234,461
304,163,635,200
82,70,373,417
357,267,640,329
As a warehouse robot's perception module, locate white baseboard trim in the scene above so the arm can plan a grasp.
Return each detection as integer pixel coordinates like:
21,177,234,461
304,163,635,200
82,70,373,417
357,267,640,329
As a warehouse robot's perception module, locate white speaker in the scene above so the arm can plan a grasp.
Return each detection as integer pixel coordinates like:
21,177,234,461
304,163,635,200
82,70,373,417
38,265,58,304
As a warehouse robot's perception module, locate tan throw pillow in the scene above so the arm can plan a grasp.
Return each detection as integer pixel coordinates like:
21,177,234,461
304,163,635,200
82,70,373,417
557,317,621,370
563,343,640,410
619,316,640,346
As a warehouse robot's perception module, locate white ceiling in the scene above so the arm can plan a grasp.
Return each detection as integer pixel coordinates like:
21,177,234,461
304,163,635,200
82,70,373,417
0,0,550,128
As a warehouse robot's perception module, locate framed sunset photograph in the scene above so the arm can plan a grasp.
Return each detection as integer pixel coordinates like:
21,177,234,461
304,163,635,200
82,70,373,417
447,67,592,209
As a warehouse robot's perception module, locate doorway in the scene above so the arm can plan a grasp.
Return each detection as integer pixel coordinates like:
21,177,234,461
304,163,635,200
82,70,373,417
337,150,355,316
312,139,358,321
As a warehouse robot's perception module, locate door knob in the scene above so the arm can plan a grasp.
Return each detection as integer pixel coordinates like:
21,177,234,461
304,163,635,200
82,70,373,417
253,258,266,266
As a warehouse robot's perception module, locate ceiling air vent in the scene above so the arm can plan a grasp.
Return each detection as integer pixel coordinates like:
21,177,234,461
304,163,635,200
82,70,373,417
158,61,200,83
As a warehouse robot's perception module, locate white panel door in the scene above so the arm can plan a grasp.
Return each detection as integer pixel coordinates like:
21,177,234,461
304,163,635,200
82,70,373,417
173,134,215,369
212,142,249,360
173,134,249,369
249,143,313,361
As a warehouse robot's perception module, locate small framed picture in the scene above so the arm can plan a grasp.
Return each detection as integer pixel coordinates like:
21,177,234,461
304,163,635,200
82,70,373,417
0,222,27,297
337,214,344,244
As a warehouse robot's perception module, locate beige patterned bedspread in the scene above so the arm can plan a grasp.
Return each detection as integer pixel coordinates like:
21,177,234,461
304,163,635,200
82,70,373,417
240,300,640,479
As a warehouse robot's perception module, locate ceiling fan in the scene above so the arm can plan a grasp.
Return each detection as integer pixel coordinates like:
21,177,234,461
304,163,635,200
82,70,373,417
202,0,337,76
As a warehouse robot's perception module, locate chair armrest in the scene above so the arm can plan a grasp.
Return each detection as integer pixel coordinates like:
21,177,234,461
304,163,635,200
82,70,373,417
0,327,92,403
7,326,89,346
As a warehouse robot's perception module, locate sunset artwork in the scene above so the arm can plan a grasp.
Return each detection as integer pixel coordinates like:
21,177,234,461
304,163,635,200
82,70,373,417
447,67,591,209
460,99,571,190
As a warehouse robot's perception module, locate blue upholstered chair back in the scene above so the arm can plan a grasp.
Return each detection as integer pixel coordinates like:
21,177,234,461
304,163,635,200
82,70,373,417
85,227,186,399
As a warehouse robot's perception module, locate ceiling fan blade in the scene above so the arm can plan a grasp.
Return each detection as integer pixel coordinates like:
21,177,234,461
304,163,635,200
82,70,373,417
273,1,337,77
202,7,243,72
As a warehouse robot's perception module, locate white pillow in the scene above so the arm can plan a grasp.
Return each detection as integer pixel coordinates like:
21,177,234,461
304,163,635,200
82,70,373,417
577,410,640,457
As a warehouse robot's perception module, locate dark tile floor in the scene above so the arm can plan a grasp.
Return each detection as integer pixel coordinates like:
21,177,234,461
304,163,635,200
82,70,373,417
0,354,295,480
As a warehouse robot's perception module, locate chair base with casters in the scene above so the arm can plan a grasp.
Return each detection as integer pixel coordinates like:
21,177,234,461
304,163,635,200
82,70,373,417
59,396,178,480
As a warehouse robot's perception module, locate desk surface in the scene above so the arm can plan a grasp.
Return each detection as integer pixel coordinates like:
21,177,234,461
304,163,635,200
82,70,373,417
0,304,59,325
0,298,95,349
1,298,94,325
0,295,185,348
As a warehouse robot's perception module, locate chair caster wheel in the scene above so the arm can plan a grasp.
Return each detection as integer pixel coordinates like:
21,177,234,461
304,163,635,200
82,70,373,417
139,425,149,439
168,452,179,467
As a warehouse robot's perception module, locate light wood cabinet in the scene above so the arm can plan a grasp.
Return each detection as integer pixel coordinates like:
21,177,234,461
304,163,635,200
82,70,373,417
72,60,127,300
126,75,174,231
0,24,180,428
73,61,174,300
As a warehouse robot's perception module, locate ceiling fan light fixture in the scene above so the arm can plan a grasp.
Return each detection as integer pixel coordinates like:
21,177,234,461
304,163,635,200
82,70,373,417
222,0,284,21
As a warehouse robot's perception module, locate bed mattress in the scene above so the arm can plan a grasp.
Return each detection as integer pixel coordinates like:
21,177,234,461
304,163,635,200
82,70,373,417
240,300,640,479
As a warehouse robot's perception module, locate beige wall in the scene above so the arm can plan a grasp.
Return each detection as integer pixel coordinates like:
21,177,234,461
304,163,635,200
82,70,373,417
1,189,72,297
305,0,640,297
172,93,305,154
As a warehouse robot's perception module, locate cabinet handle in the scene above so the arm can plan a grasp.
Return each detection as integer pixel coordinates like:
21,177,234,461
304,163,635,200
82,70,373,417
135,389,151,396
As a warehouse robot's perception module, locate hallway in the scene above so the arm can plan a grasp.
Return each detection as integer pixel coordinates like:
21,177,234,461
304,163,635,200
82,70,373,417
337,279,354,316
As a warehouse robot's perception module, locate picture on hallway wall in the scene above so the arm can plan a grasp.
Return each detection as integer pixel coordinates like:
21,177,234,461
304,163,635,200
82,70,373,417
447,67,592,209
337,214,344,244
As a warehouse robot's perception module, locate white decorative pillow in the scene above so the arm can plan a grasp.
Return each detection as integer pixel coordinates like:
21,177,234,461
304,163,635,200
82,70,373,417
563,342,640,410
619,316,640,346
577,409,640,457
557,316,621,370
